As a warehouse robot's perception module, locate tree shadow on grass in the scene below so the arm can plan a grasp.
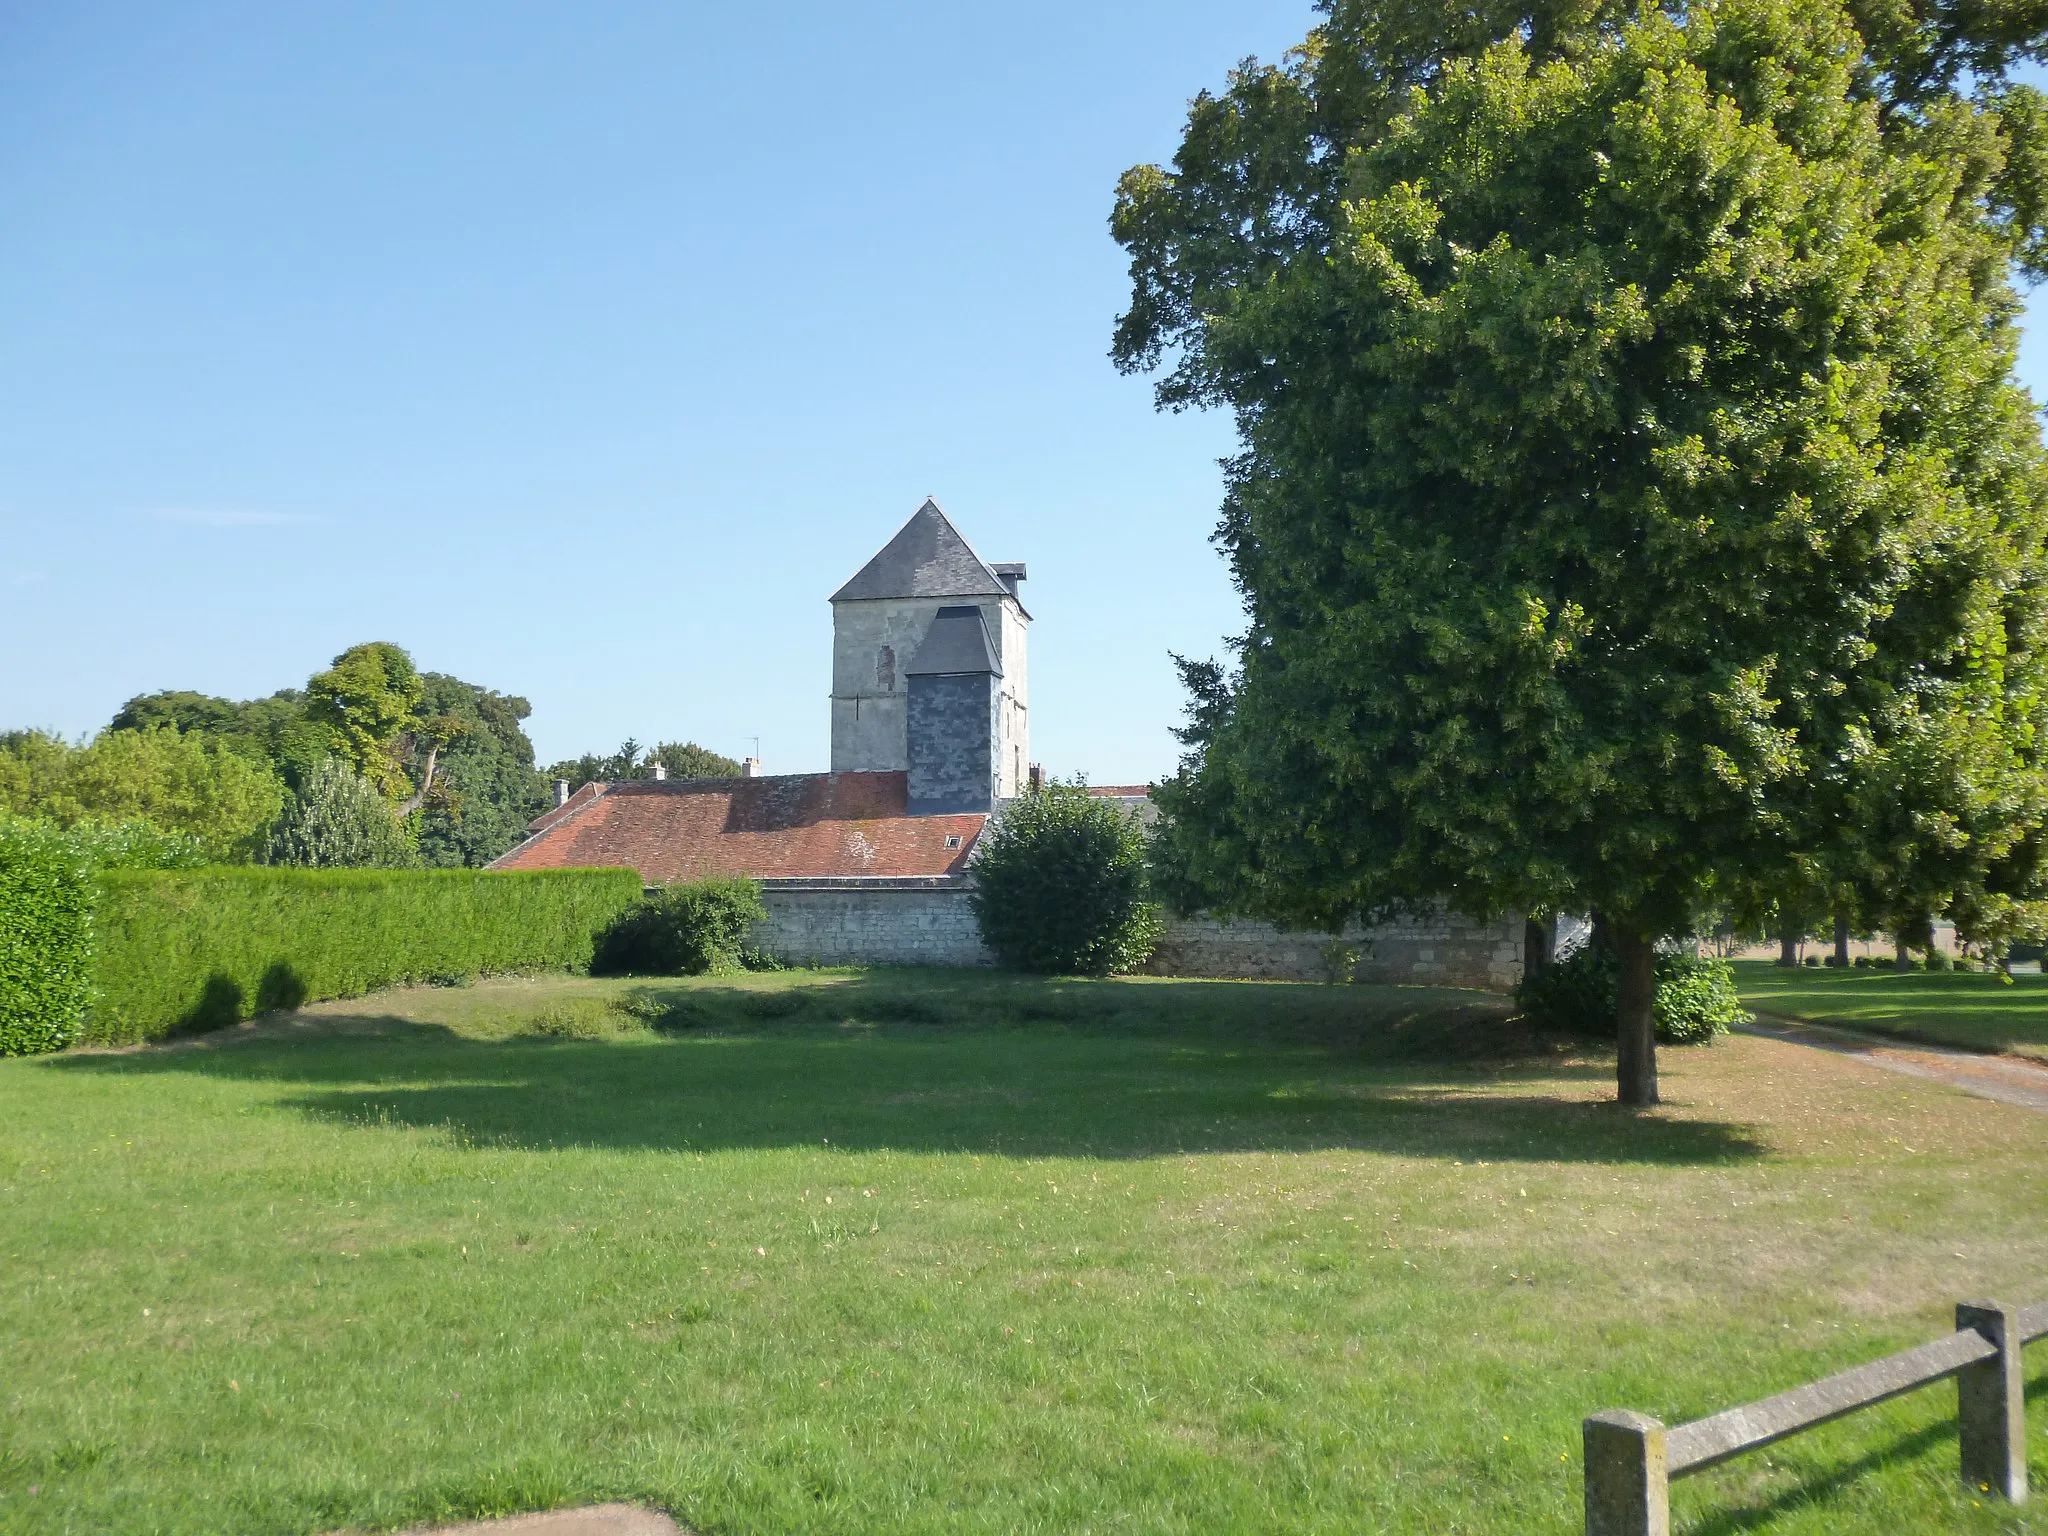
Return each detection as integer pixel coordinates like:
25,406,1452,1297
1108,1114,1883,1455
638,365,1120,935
45,972,1765,1166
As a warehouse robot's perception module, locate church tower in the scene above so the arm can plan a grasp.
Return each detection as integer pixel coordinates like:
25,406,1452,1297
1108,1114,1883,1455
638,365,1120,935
830,498,1028,811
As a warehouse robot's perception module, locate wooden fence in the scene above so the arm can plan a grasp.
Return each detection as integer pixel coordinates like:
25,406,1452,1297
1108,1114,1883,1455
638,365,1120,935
1584,1297,2047,1535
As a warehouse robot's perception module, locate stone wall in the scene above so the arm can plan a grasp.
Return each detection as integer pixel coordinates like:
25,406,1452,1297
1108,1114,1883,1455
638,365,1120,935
751,876,1521,990
754,878,992,967
1142,911,1522,991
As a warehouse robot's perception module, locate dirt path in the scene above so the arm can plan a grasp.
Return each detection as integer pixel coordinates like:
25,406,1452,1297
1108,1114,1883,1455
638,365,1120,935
382,1507,683,1536
1738,1013,2048,1114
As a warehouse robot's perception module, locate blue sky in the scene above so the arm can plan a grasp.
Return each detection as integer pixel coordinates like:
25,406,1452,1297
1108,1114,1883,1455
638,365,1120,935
4,3,2047,785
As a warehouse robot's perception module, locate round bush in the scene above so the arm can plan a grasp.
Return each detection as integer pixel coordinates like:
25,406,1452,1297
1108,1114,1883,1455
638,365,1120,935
1515,943,1748,1045
594,877,767,976
968,783,1162,975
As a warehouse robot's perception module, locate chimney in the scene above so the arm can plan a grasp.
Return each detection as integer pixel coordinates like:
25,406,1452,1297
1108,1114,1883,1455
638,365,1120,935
992,562,1026,598
743,756,764,778
1028,762,1046,793
554,779,569,807
652,761,666,781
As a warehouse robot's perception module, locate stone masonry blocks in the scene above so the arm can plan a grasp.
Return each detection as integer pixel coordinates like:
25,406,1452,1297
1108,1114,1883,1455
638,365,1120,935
753,879,1521,989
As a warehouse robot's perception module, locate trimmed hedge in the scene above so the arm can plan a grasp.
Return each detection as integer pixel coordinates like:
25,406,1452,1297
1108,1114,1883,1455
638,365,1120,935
0,819,97,1056
86,866,643,1045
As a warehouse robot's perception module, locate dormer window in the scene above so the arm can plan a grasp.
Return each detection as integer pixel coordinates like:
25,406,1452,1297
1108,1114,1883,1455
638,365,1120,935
944,835,962,849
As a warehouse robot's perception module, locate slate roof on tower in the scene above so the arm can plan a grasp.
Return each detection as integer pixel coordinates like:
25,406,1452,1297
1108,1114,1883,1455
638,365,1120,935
906,605,1002,677
831,497,1028,613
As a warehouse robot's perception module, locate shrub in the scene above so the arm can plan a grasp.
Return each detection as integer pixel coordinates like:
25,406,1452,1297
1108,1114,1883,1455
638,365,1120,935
1516,944,1749,1045
61,817,209,870
268,757,416,868
969,782,1163,975
86,866,642,1044
594,877,767,976
0,819,97,1055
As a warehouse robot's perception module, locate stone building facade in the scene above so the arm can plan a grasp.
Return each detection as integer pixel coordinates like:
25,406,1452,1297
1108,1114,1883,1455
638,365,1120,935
829,498,1029,805
493,499,1526,991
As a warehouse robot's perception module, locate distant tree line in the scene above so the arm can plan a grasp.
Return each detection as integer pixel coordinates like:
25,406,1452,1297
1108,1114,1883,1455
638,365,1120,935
1,642,738,869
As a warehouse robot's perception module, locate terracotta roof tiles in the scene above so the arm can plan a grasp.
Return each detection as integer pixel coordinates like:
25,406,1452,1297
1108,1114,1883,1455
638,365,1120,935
490,771,984,883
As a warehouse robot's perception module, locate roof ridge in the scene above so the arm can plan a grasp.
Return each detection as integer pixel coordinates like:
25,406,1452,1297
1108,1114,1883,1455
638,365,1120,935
829,498,1028,613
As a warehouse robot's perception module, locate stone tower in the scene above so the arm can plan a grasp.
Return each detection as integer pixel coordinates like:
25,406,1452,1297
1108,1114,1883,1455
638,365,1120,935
830,498,1028,811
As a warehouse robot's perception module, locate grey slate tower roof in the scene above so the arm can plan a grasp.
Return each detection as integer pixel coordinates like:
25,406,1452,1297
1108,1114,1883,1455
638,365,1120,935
906,606,1003,677
831,498,1026,612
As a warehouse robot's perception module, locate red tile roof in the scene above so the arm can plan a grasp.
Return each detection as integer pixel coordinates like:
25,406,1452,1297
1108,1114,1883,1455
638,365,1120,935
490,772,984,883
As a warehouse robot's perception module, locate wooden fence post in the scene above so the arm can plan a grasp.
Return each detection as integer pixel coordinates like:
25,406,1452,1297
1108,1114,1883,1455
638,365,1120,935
1957,1300,2027,1503
1584,1410,1669,1536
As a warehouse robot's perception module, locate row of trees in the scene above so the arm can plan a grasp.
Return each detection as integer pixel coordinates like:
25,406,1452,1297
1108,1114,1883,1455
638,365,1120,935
1118,0,2048,1102
2,643,737,869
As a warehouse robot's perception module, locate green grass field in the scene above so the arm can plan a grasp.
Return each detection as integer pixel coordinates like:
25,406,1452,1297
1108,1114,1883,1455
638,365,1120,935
1733,960,2048,1061
4,969,2046,1535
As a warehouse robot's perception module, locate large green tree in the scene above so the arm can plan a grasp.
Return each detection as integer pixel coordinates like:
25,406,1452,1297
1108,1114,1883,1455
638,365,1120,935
113,688,336,789
406,675,551,868
305,642,424,799
1119,0,2048,1101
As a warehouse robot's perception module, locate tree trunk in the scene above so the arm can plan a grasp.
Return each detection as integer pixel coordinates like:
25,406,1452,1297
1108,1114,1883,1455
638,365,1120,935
1613,927,1660,1107
1832,914,1850,967
1895,930,1913,970
1523,915,1551,981
1777,930,1799,967
396,745,440,818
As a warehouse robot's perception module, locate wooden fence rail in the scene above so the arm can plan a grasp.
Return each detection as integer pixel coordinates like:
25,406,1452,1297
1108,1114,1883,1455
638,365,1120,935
1584,1298,2047,1535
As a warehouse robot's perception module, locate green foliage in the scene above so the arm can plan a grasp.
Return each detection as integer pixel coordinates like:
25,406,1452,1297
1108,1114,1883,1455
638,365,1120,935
114,664,551,868
408,674,550,868
969,782,1163,975
306,642,424,799
546,738,742,794
55,818,209,871
0,729,71,815
268,758,419,868
594,877,768,976
1122,0,2048,1100
86,867,643,1044
0,726,285,862
0,817,96,1055
112,689,335,790
1517,947,1751,1044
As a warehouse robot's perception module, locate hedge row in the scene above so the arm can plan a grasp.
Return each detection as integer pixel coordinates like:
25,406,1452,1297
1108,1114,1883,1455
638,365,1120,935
0,821,97,1055
82,866,644,1046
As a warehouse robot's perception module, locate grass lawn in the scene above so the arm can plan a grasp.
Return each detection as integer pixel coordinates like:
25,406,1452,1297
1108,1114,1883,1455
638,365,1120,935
1733,960,2048,1062
3,969,2046,1535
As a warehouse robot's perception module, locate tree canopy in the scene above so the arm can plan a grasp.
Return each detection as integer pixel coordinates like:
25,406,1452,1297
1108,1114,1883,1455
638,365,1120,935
0,727,286,862
1119,0,2048,1101
546,739,743,794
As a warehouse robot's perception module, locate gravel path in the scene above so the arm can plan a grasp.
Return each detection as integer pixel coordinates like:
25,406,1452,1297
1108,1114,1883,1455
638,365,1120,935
1739,1013,2048,1114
